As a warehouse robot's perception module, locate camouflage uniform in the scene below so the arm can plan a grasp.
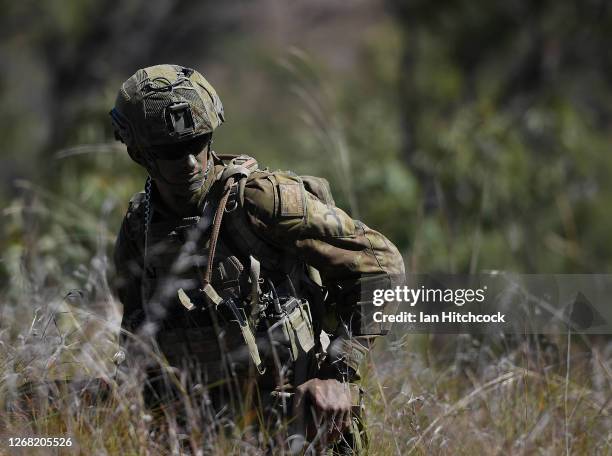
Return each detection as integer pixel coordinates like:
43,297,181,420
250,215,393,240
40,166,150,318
112,65,404,454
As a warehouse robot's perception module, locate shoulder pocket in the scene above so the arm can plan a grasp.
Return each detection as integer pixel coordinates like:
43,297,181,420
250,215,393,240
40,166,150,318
275,174,306,219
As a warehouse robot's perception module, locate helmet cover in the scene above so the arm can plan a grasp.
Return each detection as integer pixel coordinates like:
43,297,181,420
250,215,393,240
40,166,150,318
111,64,225,153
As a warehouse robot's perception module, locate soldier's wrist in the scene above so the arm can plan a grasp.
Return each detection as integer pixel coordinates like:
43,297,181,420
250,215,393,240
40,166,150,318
324,332,371,381
318,358,358,382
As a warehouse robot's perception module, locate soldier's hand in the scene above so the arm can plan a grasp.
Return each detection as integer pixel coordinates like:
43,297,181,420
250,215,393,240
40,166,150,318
294,378,352,439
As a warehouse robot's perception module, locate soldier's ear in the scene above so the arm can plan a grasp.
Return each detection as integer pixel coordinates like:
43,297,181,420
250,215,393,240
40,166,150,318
191,132,213,155
201,134,213,156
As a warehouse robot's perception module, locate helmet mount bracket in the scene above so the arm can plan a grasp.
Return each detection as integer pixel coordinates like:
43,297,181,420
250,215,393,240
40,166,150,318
165,102,195,137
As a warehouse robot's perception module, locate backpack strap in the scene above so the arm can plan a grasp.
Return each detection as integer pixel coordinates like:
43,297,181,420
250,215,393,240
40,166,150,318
201,155,256,282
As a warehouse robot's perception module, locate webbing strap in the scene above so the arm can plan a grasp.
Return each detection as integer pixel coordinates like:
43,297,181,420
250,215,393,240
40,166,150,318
203,176,235,284
202,155,257,284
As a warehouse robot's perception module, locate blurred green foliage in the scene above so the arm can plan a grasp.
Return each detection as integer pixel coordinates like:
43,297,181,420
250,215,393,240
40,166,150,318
2,0,612,301
391,0,612,273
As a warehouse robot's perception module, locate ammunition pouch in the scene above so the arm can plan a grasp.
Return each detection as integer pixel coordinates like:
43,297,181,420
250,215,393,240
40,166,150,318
265,297,315,363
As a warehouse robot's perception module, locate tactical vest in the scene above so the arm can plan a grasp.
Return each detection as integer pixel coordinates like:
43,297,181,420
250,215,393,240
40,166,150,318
136,154,330,378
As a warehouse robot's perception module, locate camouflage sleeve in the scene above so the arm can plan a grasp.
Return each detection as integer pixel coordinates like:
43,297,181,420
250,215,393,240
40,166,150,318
113,194,146,340
243,171,405,381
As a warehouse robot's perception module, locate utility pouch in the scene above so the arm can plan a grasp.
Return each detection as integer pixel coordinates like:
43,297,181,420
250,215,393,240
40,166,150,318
201,283,265,374
267,298,315,362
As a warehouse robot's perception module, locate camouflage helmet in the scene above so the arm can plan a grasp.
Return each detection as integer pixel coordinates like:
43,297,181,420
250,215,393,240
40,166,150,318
110,64,224,156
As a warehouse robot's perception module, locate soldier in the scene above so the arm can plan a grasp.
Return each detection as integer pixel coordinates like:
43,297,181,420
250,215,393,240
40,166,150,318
111,64,404,454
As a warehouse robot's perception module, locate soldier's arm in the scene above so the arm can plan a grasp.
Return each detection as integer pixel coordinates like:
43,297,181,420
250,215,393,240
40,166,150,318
113,197,146,340
243,171,405,382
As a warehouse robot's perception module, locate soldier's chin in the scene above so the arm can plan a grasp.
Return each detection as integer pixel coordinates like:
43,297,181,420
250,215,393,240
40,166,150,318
161,177,204,199
157,172,203,188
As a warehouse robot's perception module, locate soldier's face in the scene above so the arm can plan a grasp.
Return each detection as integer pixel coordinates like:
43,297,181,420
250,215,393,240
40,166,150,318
155,150,207,188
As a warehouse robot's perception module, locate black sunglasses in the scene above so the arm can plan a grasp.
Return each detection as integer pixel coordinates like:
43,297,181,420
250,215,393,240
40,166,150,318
149,133,212,160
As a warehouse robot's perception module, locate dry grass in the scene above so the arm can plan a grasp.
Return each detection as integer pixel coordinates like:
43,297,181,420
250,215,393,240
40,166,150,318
1,289,611,455
363,334,612,455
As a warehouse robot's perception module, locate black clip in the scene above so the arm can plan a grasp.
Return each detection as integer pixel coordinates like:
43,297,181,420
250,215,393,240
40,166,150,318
166,102,195,136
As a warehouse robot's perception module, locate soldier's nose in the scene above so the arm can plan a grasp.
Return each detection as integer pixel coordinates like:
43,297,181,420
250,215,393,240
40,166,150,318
187,154,198,169
177,154,199,174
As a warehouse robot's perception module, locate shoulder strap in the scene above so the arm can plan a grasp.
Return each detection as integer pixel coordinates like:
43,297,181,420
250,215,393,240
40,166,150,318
202,154,259,284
